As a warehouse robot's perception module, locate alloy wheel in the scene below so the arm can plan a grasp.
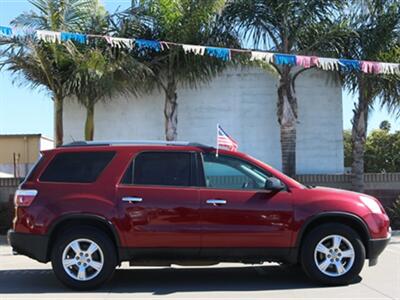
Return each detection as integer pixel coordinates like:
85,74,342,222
313,234,355,277
61,238,104,281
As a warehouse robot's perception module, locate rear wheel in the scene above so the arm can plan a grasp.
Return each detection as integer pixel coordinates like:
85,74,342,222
300,223,365,285
51,227,117,290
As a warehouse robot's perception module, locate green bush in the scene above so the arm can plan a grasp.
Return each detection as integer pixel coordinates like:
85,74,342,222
0,196,14,234
344,128,400,172
388,195,400,230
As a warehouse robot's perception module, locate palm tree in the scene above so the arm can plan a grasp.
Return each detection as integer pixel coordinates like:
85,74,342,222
0,36,75,147
224,0,352,176
12,0,94,31
114,0,238,141
7,0,99,146
62,2,149,141
342,1,400,192
65,43,151,140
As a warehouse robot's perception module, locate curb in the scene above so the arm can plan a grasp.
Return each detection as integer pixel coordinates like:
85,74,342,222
392,230,400,237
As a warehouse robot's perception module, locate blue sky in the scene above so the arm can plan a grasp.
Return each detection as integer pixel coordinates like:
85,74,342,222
0,0,398,139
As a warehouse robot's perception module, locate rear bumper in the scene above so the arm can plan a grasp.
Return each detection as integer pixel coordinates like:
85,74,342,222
7,230,49,263
368,234,390,266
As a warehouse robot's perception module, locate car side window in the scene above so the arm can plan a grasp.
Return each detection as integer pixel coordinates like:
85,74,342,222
121,152,193,187
40,151,115,183
202,153,279,190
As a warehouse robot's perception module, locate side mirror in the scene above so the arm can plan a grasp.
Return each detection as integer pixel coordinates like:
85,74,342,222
265,177,285,191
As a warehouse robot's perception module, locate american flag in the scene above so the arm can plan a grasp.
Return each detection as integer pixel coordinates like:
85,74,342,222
217,124,238,152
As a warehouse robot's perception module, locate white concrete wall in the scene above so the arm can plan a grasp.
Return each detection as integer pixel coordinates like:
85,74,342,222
40,137,54,151
64,66,343,174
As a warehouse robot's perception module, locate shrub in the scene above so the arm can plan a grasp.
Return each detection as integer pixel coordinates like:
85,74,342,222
0,195,14,234
387,195,400,230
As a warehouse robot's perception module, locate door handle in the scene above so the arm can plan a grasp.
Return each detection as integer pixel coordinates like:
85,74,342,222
122,196,143,203
206,199,227,205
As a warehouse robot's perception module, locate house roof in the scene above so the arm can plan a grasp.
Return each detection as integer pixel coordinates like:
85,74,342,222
0,134,53,142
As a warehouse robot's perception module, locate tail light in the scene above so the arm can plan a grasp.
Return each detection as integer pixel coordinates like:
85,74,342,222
14,189,38,207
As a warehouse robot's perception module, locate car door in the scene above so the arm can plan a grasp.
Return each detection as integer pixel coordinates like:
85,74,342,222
198,152,294,250
115,151,201,254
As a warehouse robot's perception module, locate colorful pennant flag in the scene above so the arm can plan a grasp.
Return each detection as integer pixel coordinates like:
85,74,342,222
135,39,161,52
36,30,61,43
104,36,133,49
296,55,319,68
206,47,230,61
274,54,296,66
1,25,399,74
317,57,341,71
361,61,382,74
250,51,274,63
60,32,87,44
182,44,206,55
339,59,361,72
0,26,12,36
380,63,400,74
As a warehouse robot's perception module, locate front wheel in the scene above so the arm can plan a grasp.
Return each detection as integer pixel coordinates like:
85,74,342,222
301,223,366,285
51,227,117,290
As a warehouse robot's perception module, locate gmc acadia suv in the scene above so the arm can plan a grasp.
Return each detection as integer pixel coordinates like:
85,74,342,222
8,141,391,290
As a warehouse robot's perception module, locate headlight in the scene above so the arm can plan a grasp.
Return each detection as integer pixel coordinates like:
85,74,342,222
359,195,382,214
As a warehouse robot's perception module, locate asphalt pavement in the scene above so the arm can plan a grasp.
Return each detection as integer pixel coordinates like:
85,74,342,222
0,235,399,300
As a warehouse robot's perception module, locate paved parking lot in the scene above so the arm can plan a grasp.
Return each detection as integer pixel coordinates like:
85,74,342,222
0,235,399,300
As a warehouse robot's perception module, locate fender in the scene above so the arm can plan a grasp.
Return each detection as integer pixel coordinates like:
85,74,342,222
47,213,121,247
295,211,371,248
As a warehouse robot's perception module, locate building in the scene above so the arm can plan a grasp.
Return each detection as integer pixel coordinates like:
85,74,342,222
0,134,53,178
63,66,344,174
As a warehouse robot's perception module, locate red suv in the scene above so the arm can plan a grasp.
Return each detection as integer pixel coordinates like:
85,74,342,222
8,141,390,290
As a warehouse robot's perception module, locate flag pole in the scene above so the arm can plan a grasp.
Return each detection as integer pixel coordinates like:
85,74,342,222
216,123,219,157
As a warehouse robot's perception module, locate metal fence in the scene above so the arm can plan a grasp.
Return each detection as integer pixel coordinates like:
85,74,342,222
294,173,400,191
0,174,399,205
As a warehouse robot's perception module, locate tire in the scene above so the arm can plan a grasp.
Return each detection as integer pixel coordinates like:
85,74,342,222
300,223,366,285
51,226,117,290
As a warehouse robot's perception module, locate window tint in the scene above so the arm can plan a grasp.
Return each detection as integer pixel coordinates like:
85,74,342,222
40,151,115,183
202,153,277,190
26,155,44,182
125,152,192,186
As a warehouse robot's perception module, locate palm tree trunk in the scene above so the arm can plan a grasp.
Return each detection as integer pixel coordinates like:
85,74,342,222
85,100,95,141
351,77,369,192
277,68,298,177
164,78,178,141
54,95,63,147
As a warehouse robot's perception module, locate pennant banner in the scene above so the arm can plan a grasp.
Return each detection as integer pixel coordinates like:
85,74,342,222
104,36,134,49
1,26,399,75
182,44,206,55
206,47,230,61
135,39,161,52
339,59,361,72
60,32,87,44
36,30,61,43
274,54,297,66
361,61,382,74
250,51,274,63
296,55,318,68
0,26,12,36
317,58,341,71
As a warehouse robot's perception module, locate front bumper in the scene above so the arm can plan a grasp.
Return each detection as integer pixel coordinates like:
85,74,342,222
7,230,49,263
368,232,391,266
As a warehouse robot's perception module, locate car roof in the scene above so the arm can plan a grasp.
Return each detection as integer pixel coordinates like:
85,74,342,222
59,140,214,150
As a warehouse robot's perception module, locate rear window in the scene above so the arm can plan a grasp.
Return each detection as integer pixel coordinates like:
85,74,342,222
40,151,115,183
122,152,192,186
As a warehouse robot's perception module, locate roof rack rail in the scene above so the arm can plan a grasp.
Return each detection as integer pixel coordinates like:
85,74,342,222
61,140,214,148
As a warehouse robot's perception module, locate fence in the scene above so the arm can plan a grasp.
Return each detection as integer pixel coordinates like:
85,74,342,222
0,178,21,204
0,174,399,206
294,173,400,190
294,173,400,207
